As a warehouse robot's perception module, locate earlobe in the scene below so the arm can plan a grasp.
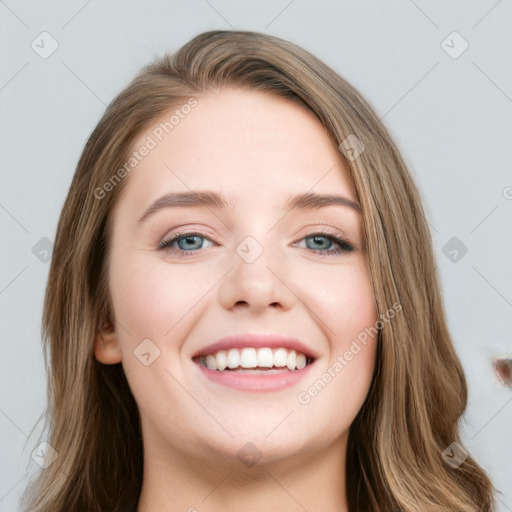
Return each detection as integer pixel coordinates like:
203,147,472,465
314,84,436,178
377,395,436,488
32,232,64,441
94,317,123,364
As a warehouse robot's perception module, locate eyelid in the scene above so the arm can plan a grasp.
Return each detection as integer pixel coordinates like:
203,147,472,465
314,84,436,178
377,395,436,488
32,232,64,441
156,229,220,250
157,226,356,257
292,229,356,254
294,224,357,249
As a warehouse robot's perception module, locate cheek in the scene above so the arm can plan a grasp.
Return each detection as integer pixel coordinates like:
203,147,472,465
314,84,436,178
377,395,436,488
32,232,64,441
304,258,377,346
294,259,378,426
326,260,378,389
109,251,216,345
108,252,214,421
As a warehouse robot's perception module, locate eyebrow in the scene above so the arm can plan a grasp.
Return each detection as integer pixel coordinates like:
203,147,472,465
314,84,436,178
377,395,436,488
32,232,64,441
136,190,361,226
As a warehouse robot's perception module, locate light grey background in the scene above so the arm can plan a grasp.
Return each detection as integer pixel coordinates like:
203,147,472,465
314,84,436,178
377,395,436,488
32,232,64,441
1,1,511,510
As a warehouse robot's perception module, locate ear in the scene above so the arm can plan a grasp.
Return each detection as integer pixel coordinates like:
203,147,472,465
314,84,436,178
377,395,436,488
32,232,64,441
94,314,123,364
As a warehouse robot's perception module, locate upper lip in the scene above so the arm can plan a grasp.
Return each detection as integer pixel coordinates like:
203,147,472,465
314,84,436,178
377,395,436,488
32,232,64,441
192,333,320,360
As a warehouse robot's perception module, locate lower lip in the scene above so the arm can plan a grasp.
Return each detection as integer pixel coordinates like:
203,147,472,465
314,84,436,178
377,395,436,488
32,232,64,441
195,362,314,392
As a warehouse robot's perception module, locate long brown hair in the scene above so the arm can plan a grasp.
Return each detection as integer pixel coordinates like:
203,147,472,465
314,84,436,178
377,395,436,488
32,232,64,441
21,30,499,511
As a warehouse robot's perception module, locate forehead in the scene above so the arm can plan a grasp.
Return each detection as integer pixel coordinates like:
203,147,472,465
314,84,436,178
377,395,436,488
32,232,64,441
123,88,357,211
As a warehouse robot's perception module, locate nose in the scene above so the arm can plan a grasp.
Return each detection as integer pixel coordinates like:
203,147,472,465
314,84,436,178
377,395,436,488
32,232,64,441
217,238,294,314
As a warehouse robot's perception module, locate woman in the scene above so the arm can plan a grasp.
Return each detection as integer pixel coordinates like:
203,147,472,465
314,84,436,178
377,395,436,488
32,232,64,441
21,30,498,511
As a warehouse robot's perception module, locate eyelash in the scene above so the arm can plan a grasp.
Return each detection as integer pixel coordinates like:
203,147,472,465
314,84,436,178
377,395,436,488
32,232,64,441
156,229,355,258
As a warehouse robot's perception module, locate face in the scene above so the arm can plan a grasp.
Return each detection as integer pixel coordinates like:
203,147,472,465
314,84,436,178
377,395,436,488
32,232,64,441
96,88,378,469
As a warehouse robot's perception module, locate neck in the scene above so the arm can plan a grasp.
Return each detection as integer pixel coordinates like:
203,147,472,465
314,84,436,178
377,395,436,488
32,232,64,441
136,435,349,512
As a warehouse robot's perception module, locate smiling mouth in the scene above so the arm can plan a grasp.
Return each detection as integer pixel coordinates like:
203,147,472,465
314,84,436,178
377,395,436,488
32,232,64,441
194,347,314,373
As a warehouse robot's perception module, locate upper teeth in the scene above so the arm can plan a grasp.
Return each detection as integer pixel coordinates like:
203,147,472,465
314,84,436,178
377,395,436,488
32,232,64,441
199,347,308,371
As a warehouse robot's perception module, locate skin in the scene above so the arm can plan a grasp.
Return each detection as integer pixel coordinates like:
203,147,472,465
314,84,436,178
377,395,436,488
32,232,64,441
95,88,378,512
